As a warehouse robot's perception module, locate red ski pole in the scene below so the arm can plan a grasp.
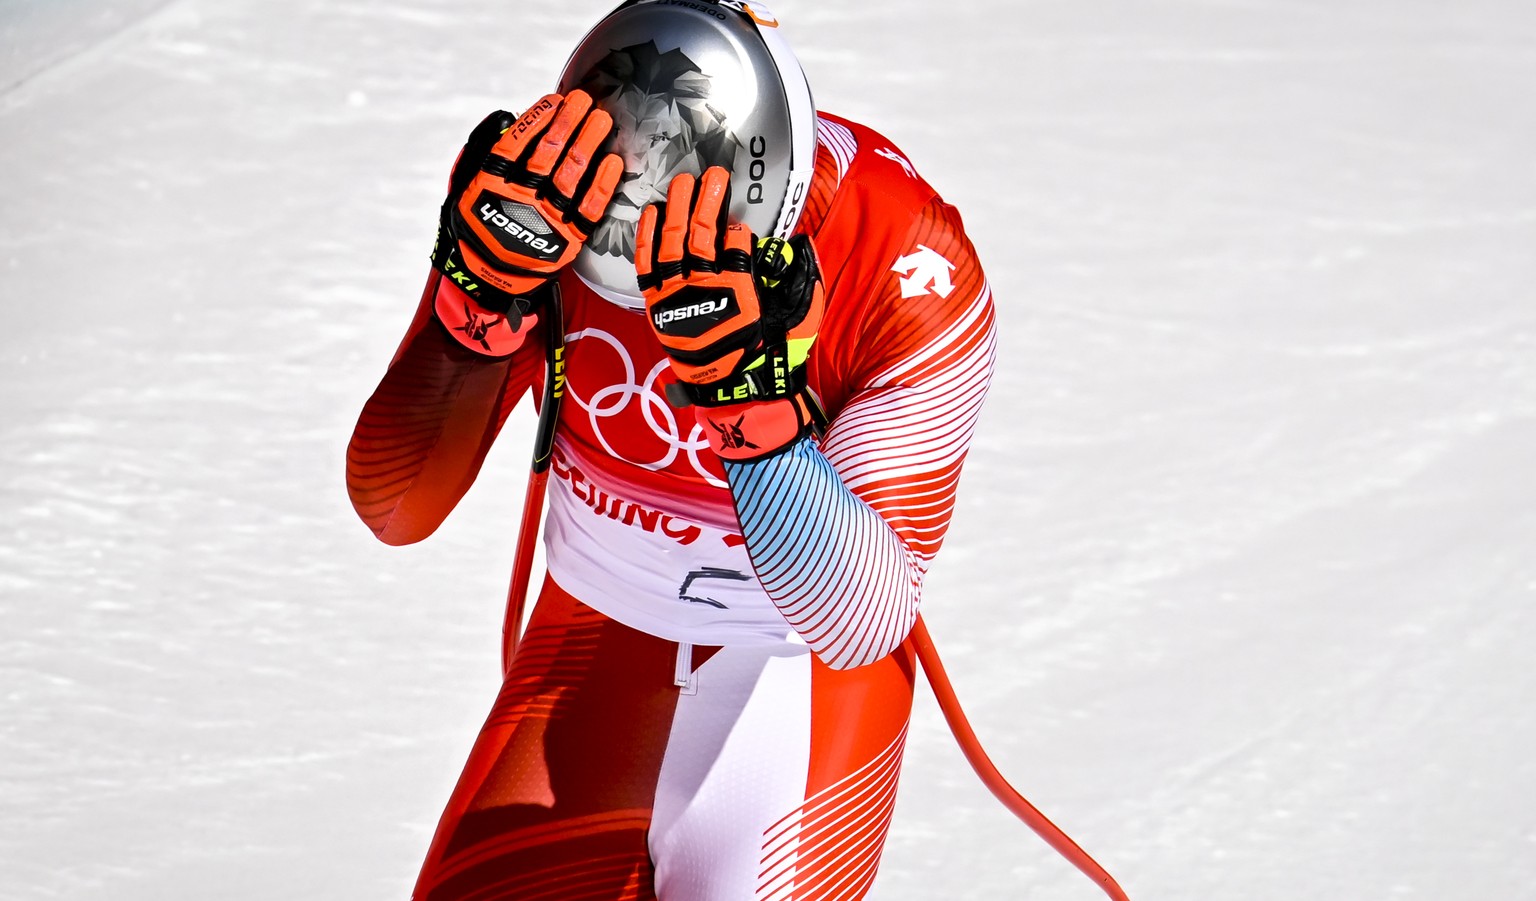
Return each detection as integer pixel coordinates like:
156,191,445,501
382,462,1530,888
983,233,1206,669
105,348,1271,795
500,285,564,677
908,617,1130,900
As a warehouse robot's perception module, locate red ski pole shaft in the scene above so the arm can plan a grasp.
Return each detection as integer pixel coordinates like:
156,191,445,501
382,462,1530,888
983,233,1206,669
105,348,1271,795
909,616,1130,901
500,288,565,677
500,470,550,675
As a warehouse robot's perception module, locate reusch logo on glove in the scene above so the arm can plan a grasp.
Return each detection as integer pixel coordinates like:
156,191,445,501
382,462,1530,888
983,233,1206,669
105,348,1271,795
651,293,739,338
474,191,566,262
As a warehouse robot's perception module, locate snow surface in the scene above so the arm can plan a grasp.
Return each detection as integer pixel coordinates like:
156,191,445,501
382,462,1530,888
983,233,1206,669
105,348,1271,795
2,0,1533,898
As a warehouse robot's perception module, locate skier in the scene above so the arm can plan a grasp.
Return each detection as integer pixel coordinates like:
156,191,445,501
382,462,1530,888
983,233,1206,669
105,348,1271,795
346,1,995,898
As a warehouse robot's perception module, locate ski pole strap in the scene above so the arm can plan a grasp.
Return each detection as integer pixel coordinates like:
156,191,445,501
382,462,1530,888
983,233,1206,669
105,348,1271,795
430,226,520,317
662,348,808,408
430,233,551,358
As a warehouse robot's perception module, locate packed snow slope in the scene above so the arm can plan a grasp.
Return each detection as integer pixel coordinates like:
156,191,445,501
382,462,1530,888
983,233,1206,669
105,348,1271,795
2,0,1532,898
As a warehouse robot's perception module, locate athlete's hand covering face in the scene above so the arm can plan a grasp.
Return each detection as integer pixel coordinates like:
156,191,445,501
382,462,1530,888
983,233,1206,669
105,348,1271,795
433,92,624,320
637,167,825,461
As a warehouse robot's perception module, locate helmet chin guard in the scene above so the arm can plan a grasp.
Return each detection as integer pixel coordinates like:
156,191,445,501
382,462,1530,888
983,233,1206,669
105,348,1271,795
557,0,816,310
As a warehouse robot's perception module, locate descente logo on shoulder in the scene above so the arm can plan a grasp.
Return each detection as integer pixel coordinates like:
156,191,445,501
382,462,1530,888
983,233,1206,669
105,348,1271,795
654,297,729,330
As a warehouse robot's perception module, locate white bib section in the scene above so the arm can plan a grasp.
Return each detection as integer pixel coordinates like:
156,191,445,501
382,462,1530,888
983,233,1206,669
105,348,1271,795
542,446,795,647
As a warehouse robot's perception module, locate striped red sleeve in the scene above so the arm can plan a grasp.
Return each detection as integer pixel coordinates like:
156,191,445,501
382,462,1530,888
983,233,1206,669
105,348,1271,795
345,271,541,545
725,199,996,668
829,198,993,564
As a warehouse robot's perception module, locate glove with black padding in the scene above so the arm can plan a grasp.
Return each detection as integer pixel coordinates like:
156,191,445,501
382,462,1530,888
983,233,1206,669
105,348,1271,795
431,90,622,355
637,166,826,461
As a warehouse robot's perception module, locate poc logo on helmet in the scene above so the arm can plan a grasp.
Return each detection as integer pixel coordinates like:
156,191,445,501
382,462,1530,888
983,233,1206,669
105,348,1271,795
746,136,768,205
473,192,565,262
653,295,735,337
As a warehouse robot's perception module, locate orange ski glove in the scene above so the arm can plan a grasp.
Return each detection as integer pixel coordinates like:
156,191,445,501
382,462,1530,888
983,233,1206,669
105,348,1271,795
431,91,623,354
637,167,826,461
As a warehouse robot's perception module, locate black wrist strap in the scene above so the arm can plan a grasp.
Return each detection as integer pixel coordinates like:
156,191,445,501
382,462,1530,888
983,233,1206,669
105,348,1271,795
429,226,524,319
662,345,808,408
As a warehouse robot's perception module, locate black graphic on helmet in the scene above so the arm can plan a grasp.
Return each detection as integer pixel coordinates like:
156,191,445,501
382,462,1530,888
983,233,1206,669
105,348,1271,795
576,41,742,265
558,0,816,309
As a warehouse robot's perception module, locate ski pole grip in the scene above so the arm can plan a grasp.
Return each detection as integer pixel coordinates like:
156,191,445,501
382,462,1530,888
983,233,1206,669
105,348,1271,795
754,236,793,288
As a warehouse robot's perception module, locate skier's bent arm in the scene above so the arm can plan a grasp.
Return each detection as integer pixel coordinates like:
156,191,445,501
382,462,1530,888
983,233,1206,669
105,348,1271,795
638,176,995,668
348,97,620,545
726,274,996,669
346,272,539,545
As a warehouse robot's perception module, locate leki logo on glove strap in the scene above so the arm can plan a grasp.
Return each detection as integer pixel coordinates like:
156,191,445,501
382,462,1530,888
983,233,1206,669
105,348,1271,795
475,192,565,260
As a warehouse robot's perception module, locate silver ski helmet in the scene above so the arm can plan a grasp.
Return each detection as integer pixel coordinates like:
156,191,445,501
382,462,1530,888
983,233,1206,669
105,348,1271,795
557,0,817,310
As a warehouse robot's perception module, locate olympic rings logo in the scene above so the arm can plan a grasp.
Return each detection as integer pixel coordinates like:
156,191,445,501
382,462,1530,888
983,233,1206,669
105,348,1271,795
563,328,727,488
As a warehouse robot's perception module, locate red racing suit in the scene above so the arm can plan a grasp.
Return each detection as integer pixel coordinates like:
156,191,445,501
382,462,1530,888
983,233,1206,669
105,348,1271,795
348,113,995,901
